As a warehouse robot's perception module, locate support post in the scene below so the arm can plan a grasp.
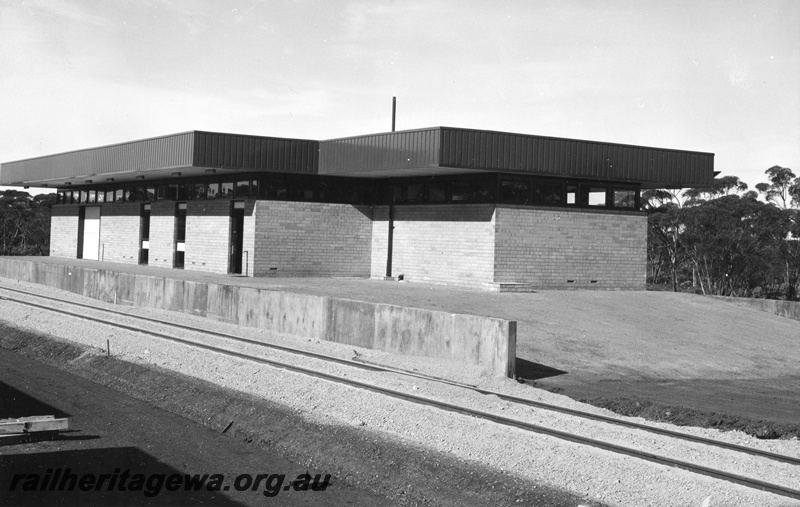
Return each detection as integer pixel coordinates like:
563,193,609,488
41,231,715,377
386,202,394,278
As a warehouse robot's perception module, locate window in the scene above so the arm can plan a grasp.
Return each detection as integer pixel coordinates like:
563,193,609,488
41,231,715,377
192,183,207,200
164,184,178,201
354,181,375,205
235,180,250,198
250,179,259,199
474,175,496,202
96,191,105,204
145,187,156,201
393,180,424,204
566,185,578,205
220,182,234,199
86,190,96,203
264,177,288,199
123,188,132,202
177,184,190,201
613,189,638,208
129,187,143,202
427,179,447,203
289,176,314,201
80,190,88,203
450,178,474,202
532,182,563,206
207,182,220,199
106,190,115,203
587,187,607,206
315,179,330,201
499,178,530,205
288,177,311,201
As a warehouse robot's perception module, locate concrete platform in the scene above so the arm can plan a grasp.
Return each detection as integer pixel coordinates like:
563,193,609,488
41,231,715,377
0,257,516,377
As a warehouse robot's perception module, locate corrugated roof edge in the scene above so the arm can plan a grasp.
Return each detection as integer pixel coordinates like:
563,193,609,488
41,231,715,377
1,130,320,165
436,126,715,157
322,126,714,157
192,130,319,143
321,126,442,142
3,127,714,163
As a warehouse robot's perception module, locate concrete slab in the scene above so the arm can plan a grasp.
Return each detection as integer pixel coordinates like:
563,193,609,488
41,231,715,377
326,298,375,348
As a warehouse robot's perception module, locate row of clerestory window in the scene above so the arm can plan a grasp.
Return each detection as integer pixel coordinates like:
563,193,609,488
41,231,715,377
57,172,641,210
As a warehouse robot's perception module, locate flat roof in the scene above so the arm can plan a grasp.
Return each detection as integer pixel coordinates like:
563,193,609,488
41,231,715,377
1,127,714,188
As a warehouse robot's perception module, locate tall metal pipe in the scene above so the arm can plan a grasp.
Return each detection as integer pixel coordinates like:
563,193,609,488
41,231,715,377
391,97,396,132
386,199,394,278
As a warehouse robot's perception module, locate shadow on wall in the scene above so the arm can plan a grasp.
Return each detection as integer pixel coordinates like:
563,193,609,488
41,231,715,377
374,204,496,222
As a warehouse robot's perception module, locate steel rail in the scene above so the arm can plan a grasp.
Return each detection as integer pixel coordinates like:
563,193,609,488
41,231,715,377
0,284,798,467
1,287,800,501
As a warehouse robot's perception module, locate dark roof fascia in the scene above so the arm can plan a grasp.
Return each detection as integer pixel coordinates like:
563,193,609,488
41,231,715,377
2,130,319,166
437,126,715,157
2,127,715,165
0,130,197,165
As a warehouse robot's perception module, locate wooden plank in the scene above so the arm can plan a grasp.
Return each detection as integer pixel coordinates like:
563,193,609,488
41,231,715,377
0,418,68,433
0,415,55,423
24,418,69,432
19,415,55,421
0,422,25,434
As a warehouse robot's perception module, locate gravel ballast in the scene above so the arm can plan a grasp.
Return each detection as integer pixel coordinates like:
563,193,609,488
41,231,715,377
1,279,799,506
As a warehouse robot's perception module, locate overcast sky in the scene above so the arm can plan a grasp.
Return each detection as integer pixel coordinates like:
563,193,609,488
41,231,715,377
1,0,798,192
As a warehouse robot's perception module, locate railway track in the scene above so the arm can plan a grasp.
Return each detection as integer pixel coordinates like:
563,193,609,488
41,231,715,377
1,282,799,501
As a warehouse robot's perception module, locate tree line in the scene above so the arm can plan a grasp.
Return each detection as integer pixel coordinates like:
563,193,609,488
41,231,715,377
646,166,800,300
0,190,56,256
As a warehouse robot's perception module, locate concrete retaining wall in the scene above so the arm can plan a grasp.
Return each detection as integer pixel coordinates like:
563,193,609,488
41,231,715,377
0,257,516,377
711,295,800,322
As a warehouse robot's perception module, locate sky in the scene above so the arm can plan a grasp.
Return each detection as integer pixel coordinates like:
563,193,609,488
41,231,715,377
1,0,798,194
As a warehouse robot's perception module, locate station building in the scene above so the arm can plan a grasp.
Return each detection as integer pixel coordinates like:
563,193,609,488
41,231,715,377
0,127,714,290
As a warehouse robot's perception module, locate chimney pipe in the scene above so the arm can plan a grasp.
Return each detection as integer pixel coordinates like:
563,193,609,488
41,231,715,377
391,96,396,132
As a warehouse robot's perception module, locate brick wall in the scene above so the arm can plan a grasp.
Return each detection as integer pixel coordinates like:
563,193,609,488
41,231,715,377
149,202,176,269
48,199,646,290
493,205,647,289
253,201,372,277
50,205,79,259
98,203,140,264
185,200,232,274
371,204,496,287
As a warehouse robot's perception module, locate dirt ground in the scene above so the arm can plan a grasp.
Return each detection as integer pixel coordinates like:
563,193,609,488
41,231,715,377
7,257,800,437
0,341,393,506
